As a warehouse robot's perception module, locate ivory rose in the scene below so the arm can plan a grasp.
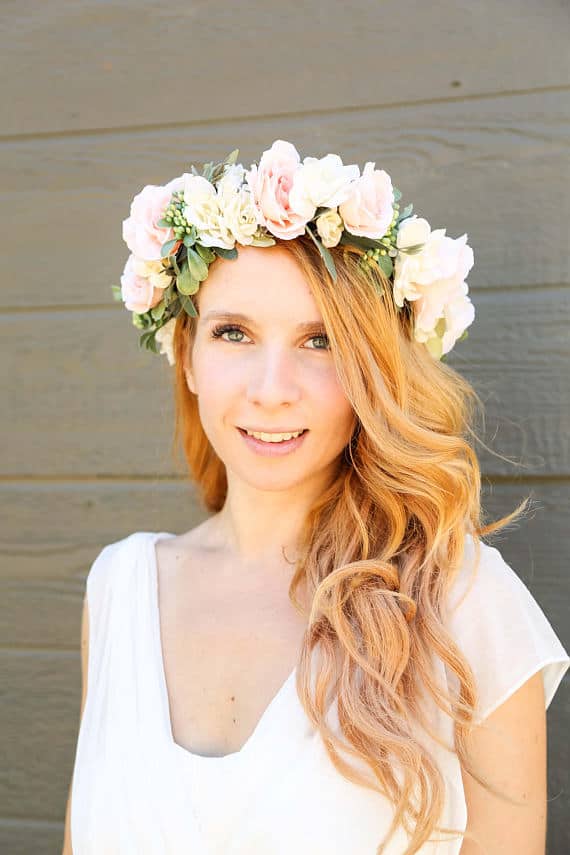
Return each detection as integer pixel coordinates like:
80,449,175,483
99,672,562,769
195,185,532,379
339,162,394,240
122,174,184,261
217,164,259,245
245,139,314,239
316,208,343,248
394,216,475,355
120,254,167,314
183,174,235,248
155,317,177,366
288,153,359,212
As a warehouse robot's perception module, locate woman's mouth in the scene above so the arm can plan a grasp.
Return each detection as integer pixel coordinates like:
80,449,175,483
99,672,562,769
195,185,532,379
237,427,309,456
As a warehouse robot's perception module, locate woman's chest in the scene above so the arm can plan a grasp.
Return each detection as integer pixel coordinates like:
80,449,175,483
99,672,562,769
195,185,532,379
156,552,309,759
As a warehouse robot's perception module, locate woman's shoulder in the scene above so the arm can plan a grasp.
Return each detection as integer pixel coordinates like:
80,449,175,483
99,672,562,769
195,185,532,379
84,530,159,602
442,533,570,722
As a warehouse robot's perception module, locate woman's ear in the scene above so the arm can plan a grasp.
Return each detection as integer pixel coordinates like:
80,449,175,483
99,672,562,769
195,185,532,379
184,364,197,395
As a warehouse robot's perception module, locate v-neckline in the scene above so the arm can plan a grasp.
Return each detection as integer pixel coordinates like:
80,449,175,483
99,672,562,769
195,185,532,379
146,531,297,765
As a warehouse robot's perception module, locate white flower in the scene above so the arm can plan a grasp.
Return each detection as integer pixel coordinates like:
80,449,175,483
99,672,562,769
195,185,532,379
183,174,235,249
338,162,394,240
132,256,171,289
316,208,343,248
394,216,475,355
217,164,259,245
155,317,177,366
289,153,359,213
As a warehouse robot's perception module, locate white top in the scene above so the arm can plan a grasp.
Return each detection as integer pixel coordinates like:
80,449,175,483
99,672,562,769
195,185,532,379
70,530,569,854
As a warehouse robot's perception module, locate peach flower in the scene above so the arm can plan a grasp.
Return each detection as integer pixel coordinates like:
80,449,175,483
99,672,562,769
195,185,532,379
120,254,166,314
394,216,475,356
245,140,314,239
339,162,394,240
122,174,184,261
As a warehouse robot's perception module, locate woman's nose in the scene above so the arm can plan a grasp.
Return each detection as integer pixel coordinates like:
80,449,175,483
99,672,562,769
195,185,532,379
245,349,303,406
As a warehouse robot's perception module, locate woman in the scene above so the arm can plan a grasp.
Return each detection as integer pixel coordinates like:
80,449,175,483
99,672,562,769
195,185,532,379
63,141,569,854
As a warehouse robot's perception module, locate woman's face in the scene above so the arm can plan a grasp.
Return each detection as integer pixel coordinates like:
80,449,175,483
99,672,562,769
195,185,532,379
184,244,357,492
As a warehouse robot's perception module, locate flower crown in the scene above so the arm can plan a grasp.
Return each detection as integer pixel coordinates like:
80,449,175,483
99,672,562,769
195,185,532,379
113,139,475,365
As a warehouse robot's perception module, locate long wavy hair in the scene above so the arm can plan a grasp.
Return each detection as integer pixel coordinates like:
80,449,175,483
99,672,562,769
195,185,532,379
168,233,530,854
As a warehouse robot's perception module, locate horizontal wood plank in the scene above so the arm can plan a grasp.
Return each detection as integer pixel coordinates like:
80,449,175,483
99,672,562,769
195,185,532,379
2,286,568,477
0,480,567,828
2,90,569,309
2,1,569,136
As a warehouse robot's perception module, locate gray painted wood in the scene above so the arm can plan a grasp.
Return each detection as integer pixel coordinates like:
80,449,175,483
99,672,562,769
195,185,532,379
1,0,568,851
3,285,568,477
2,1,569,136
3,90,569,309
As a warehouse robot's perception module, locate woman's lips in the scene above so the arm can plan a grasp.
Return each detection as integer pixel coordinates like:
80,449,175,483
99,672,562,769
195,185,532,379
237,427,309,456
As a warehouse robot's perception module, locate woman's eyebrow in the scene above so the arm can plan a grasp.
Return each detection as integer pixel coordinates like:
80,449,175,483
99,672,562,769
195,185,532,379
202,311,325,332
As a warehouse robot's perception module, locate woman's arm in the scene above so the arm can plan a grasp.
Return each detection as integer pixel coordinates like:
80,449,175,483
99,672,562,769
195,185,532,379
459,670,547,854
61,593,90,855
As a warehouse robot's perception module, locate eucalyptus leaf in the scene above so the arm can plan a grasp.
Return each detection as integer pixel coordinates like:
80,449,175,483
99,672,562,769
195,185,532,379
377,255,393,278
213,246,238,260
305,225,337,282
393,188,402,202
397,204,413,222
400,243,426,255
176,260,201,295
179,292,198,318
183,233,196,248
250,234,276,247
110,284,123,302
171,254,181,276
156,217,172,228
160,238,179,258
339,232,381,251
150,301,166,321
187,247,209,281
195,244,216,263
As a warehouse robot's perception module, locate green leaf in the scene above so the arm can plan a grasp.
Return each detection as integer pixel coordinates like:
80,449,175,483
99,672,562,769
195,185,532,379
195,244,216,263
225,148,239,166
399,242,426,256
339,232,381,251
150,300,166,321
186,246,209,281
377,255,393,278
110,284,123,302
250,232,276,247
179,292,198,318
183,232,196,249
156,217,172,228
160,238,179,258
176,260,201,295
393,187,402,202
397,203,413,223
213,246,238,260
305,225,337,282
170,254,181,276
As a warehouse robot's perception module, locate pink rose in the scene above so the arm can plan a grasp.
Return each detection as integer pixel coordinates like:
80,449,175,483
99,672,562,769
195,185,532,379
120,254,164,314
339,162,394,240
122,174,184,261
245,139,314,239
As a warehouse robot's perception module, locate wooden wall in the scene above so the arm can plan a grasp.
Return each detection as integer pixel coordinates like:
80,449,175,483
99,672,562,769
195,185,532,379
1,2,568,852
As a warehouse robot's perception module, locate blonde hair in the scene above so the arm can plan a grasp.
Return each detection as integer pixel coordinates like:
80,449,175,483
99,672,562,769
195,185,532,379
169,234,530,854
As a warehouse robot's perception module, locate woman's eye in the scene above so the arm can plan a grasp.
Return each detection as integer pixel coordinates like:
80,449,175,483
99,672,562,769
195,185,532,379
306,333,330,350
210,324,329,350
210,324,248,343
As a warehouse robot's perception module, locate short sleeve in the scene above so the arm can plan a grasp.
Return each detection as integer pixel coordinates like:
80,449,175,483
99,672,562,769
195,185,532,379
444,536,570,723
84,534,136,645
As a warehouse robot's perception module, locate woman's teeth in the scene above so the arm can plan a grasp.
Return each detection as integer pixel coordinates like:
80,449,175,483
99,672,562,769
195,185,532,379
243,429,305,443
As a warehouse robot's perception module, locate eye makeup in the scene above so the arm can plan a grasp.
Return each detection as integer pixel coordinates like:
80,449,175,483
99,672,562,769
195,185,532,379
209,323,330,350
